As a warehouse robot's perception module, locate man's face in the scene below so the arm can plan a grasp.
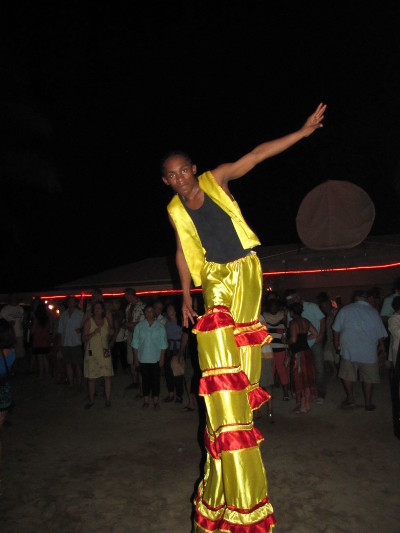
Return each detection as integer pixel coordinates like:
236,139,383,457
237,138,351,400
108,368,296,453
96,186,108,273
67,298,77,311
145,306,155,322
125,293,136,304
162,155,197,197
153,302,163,316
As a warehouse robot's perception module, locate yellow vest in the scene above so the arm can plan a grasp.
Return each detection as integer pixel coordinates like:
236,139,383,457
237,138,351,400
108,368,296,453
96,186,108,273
167,171,261,287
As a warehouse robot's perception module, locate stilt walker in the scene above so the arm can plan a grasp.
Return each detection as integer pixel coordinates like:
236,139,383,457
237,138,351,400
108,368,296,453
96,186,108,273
162,103,326,532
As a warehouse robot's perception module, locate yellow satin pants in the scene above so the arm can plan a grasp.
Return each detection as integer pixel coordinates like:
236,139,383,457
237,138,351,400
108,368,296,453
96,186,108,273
193,252,275,533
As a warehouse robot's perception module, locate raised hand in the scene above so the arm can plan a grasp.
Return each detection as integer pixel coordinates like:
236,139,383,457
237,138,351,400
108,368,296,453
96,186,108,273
301,103,326,137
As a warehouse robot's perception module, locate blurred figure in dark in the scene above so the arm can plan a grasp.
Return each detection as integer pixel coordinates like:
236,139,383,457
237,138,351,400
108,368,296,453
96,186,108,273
0,318,16,495
317,292,339,378
31,300,53,378
164,303,184,403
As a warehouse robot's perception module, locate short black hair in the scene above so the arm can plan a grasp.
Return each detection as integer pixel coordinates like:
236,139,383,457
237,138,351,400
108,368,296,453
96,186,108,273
160,151,193,175
91,300,105,317
124,288,136,296
288,302,303,316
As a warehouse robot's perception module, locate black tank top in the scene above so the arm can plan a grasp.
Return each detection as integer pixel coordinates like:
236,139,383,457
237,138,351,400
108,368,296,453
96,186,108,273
290,333,309,353
183,193,247,263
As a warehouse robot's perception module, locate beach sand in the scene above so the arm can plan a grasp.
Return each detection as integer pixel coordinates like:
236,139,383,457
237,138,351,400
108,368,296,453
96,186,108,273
1,366,399,533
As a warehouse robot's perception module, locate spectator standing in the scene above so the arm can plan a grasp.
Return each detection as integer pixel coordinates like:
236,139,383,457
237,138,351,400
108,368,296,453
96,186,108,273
31,300,53,378
57,297,84,388
286,290,326,403
132,304,168,409
0,294,25,364
164,303,184,403
388,296,400,370
154,300,167,325
288,302,318,414
82,301,114,408
380,277,400,326
258,314,275,421
262,296,290,401
110,305,128,373
0,319,16,496
332,290,388,411
124,288,145,390
317,292,339,378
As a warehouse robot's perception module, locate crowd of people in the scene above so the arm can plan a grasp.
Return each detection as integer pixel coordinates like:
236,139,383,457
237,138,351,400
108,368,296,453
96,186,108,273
0,279,399,418
1,278,400,494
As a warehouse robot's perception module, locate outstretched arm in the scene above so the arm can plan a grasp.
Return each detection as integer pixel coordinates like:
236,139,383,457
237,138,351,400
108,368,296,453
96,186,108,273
212,103,326,185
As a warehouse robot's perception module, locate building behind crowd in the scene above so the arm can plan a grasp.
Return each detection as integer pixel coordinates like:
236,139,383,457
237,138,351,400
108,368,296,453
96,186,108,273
1,234,400,310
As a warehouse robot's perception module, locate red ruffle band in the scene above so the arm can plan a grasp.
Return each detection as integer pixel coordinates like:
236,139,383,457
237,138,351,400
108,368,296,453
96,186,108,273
199,370,250,395
204,427,264,459
248,387,271,410
194,306,234,333
235,327,272,348
195,506,276,532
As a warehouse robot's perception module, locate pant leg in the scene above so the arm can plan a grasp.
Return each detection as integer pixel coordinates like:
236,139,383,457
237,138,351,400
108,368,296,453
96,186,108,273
311,342,326,398
116,341,128,370
274,350,289,386
194,254,275,532
174,374,184,398
140,363,150,397
164,351,175,394
150,362,161,397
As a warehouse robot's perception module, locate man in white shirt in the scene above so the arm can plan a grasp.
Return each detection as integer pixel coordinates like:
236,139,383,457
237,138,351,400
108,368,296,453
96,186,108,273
57,296,84,387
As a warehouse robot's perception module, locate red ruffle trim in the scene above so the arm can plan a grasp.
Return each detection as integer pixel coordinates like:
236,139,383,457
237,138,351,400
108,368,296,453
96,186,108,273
235,327,272,348
195,505,276,532
248,387,271,410
199,370,250,395
194,306,234,333
205,426,264,459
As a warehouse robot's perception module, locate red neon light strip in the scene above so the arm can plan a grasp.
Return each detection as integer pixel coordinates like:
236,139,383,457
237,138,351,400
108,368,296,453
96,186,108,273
38,262,400,300
262,261,400,276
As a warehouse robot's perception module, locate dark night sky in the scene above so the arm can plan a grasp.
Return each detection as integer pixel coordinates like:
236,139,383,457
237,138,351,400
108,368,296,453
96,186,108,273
1,2,400,292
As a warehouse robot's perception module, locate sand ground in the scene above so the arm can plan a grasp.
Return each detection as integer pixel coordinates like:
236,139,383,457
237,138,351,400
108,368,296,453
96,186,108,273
1,365,399,533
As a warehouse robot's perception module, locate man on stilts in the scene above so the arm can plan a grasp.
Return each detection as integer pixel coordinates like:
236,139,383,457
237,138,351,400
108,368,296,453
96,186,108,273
162,103,326,532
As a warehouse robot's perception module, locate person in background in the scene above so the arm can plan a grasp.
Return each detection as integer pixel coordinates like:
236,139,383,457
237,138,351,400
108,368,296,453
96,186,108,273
31,300,53,378
285,290,326,404
124,288,145,391
388,296,400,437
388,296,400,370
317,292,339,378
333,290,387,411
262,293,290,401
0,318,16,496
287,301,318,414
0,294,25,367
82,301,114,408
132,304,168,409
258,313,275,421
154,300,167,326
380,277,400,326
179,295,202,412
57,296,84,389
110,302,128,374
367,286,382,312
163,303,184,403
